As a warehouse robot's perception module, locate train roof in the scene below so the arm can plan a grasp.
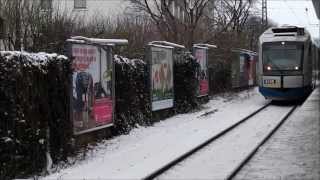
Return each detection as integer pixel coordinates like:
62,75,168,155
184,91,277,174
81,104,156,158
260,26,310,43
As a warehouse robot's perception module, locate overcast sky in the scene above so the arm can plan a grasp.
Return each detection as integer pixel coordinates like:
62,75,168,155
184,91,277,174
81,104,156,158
255,0,319,39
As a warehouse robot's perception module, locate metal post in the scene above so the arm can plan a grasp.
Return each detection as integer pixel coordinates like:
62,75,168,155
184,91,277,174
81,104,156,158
262,0,268,27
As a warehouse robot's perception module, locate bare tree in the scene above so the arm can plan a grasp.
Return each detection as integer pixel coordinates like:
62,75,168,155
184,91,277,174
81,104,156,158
203,0,256,43
129,0,211,48
0,0,45,50
0,0,82,52
0,0,265,56
128,0,261,49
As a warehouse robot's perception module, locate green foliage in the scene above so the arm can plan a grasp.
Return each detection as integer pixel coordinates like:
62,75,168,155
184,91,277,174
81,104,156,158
208,62,232,94
0,52,72,179
173,51,201,113
46,58,74,163
114,55,151,134
0,51,204,179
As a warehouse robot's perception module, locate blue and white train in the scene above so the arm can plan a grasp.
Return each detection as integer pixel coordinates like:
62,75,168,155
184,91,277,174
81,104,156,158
258,26,318,100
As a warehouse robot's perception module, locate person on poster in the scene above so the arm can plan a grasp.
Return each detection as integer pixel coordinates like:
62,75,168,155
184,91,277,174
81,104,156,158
74,71,93,129
94,82,107,98
103,69,112,95
201,69,207,80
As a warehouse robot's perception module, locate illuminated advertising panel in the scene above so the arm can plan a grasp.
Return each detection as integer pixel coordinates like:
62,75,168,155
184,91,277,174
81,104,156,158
150,45,174,111
194,47,209,96
71,43,113,135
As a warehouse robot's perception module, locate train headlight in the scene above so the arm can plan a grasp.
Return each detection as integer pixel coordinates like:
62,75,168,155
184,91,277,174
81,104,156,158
267,66,272,70
295,66,299,70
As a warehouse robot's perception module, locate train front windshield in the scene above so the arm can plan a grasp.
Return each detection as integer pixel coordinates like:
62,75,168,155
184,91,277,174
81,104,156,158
262,42,303,73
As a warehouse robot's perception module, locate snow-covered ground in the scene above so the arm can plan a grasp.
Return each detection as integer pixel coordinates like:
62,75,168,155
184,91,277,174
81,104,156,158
44,87,269,179
234,87,320,180
158,105,293,179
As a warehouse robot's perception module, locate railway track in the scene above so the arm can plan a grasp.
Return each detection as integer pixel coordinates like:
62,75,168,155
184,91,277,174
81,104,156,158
226,105,297,180
143,103,297,180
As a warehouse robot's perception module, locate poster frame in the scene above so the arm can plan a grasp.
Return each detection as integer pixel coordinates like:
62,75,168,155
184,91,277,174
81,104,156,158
147,44,175,111
193,45,209,97
66,41,115,136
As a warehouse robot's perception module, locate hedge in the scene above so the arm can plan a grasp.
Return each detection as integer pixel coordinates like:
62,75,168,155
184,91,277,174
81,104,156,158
0,51,201,178
113,51,200,131
114,55,151,133
173,50,201,113
208,62,231,94
0,52,72,179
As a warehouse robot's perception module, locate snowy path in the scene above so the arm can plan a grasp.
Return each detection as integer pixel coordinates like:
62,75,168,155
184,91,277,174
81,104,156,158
234,88,320,180
157,105,294,179
44,88,268,179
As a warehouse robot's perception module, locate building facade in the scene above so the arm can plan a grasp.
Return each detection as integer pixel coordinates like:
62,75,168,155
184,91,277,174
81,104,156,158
48,0,132,19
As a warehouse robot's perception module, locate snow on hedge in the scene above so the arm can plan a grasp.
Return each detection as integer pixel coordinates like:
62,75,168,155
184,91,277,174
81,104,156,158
1,51,67,67
113,55,151,133
0,51,72,179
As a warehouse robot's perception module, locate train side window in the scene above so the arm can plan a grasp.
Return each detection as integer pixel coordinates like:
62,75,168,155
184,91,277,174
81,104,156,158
308,43,312,68
0,18,4,39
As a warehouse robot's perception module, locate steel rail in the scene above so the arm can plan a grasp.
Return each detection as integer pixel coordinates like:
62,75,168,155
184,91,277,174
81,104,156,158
142,102,272,180
226,105,298,180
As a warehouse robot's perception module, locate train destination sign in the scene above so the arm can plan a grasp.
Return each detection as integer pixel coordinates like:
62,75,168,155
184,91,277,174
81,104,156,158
262,76,281,88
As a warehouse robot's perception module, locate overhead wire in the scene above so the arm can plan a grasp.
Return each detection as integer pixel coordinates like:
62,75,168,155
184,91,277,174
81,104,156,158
282,0,305,25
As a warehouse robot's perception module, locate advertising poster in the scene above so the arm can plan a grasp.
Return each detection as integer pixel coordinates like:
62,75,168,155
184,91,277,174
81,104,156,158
151,46,174,111
71,44,113,135
248,55,255,86
194,48,209,96
239,54,245,73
